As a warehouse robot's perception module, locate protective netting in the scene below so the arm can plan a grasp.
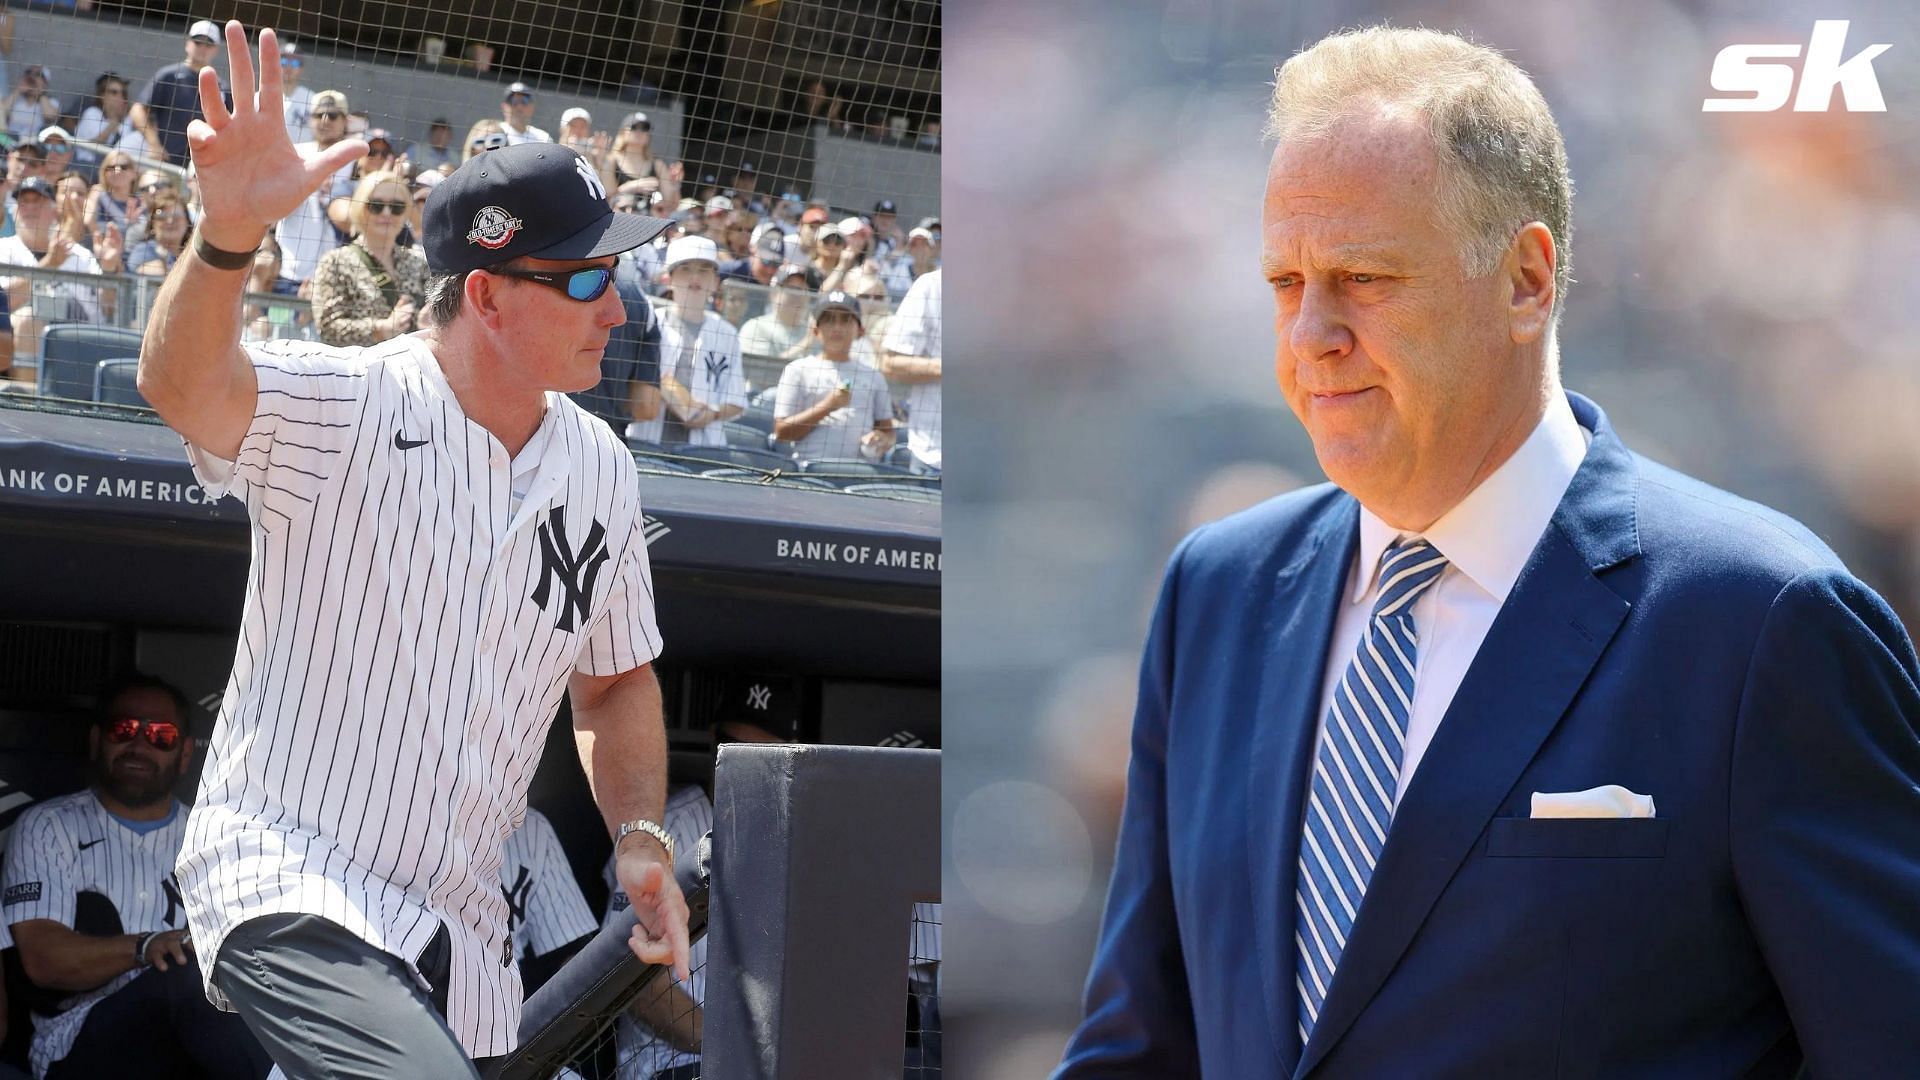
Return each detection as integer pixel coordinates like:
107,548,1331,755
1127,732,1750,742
0,0,942,492
0,3,938,1077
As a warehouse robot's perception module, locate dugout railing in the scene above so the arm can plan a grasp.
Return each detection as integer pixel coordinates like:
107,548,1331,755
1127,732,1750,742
489,742,940,1079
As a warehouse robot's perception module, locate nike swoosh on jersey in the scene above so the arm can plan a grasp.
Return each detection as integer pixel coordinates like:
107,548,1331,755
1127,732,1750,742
78,838,105,851
394,432,430,450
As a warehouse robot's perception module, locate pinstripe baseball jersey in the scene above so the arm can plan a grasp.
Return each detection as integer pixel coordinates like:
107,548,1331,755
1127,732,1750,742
500,808,598,961
2,791,188,1078
606,783,711,1080
0,776,36,954
174,334,664,1057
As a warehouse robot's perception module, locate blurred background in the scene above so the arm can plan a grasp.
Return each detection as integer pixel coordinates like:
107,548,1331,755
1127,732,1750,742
945,0,1920,1074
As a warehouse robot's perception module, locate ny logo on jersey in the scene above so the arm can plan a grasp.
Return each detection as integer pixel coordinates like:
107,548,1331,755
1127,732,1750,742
502,865,532,935
576,156,606,201
161,873,184,926
531,506,611,633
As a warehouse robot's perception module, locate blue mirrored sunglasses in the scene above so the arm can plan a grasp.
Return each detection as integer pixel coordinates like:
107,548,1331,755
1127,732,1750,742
490,266,615,302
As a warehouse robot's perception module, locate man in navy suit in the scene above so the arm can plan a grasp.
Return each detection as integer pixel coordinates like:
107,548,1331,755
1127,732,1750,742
1057,25,1920,1079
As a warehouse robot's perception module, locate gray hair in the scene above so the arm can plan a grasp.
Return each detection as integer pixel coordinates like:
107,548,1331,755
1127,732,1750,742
423,271,468,329
1267,26,1573,315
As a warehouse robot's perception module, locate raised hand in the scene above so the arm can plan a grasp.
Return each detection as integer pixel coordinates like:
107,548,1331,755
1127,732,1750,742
187,21,366,251
384,295,417,338
95,222,124,268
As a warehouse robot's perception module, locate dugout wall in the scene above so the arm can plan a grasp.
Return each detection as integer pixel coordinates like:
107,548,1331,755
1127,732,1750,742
705,742,940,1079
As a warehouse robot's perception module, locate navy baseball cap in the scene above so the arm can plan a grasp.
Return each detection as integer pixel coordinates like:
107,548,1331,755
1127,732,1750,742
422,143,671,275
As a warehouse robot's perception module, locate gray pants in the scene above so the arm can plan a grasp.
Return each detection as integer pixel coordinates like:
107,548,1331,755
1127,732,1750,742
212,913,500,1080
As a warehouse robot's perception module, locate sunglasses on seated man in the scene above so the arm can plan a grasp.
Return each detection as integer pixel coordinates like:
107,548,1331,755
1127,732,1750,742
104,716,184,751
486,265,616,302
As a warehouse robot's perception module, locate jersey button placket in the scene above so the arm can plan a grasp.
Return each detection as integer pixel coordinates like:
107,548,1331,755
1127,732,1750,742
477,444,511,659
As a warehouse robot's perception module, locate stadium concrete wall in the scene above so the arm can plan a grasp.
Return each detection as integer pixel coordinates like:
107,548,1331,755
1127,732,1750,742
812,128,940,225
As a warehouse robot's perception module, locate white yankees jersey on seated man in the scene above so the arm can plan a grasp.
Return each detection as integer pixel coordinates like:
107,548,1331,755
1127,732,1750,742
174,334,664,1057
606,783,711,1080
3,791,189,1078
628,312,747,448
500,808,598,963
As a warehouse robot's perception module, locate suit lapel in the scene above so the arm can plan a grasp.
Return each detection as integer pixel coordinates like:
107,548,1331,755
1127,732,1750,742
1247,496,1358,1075
1295,391,1641,1077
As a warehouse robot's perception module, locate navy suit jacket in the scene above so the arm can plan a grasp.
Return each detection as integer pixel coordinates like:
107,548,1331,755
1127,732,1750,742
1057,393,1920,1078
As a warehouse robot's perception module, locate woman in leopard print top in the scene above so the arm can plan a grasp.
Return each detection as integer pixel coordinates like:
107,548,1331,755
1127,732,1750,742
310,169,428,347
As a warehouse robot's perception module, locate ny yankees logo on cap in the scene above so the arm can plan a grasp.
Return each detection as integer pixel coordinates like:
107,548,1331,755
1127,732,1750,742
575,155,605,201
531,507,611,633
467,205,523,249
423,143,671,274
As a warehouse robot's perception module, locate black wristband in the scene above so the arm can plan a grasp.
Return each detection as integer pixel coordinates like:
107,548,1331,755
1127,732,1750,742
192,231,259,271
133,930,157,967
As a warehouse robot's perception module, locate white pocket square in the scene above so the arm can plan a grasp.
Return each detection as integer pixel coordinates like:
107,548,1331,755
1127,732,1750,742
1529,784,1655,819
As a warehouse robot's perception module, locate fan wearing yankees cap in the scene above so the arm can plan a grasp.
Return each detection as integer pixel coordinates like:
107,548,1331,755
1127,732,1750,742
135,22,688,1078
3,674,271,1080
772,291,896,464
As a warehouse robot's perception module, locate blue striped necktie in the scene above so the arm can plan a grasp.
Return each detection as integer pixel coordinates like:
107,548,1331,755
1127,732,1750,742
1295,537,1450,1043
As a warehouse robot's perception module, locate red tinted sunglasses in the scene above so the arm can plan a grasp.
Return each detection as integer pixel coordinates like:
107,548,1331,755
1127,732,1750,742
105,716,182,751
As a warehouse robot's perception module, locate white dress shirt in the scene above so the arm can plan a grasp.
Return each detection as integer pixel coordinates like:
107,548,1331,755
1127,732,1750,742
1312,392,1593,810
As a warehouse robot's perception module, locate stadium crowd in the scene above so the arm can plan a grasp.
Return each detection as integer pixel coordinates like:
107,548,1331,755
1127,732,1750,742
0,18,944,480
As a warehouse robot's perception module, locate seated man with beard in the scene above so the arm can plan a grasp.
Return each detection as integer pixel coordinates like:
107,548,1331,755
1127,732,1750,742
1,676,270,1080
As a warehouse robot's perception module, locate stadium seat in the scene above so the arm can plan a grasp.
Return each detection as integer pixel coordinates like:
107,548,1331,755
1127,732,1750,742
842,482,942,503
798,458,922,488
630,451,696,475
36,324,144,403
723,420,774,447
738,389,778,434
677,445,796,473
93,358,146,407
